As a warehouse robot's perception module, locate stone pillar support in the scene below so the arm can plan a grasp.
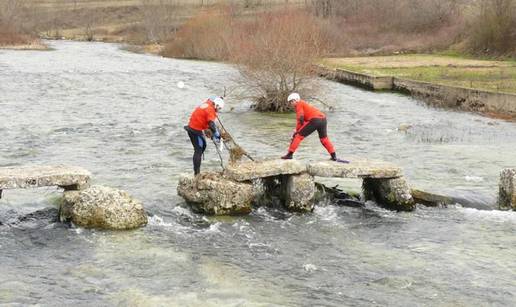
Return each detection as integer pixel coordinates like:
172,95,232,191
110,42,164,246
363,177,415,211
499,168,516,211
283,173,316,212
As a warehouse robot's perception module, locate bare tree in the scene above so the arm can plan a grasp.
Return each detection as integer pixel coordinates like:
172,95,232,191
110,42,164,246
0,0,25,29
0,0,35,45
468,0,516,54
312,0,334,18
231,9,328,111
141,0,180,43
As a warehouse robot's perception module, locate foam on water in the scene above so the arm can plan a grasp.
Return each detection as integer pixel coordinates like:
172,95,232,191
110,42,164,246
460,207,516,223
313,205,339,222
465,175,484,182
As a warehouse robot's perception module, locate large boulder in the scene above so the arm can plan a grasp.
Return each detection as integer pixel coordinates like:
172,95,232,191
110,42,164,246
284,173,316,212
224,159,306,182
61,185,147,230
499,168,516,211
363,177,415,211
177,173,255,215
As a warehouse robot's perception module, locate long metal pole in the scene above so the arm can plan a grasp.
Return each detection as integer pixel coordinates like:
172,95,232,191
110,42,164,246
212,139,225,170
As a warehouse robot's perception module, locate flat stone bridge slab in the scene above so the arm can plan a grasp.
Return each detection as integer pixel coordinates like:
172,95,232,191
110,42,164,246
308,159,402,179
224,159,307,181
0,165,91,198
225,158,402,182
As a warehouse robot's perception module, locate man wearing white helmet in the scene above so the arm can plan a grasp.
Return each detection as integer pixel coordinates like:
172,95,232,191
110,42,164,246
281,93,337,161
184,96,224,175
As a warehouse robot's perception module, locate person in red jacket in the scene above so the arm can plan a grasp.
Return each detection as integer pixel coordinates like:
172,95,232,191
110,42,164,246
281,93,337,161
184,96,224,175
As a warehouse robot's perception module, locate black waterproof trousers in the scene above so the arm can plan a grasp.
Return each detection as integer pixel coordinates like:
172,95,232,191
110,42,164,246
185,126,206,175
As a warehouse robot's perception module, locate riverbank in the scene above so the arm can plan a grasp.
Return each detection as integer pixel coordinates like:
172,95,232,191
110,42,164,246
0,26,49,51
0,40,49,51
322,55,516,94
320,55,516,120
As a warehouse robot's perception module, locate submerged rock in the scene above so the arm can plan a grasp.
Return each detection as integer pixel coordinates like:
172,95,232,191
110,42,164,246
397,123,413,132
224,159,306,182
411,189,454,207
499,168,516,211
284,173,315,212
412,189,493,210
177,173,255,215
363,177,415,211
61,185,147,230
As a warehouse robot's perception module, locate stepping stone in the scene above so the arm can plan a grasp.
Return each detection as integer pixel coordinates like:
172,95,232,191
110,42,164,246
0,165,91,193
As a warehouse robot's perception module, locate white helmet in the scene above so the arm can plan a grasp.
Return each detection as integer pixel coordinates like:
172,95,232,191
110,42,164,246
211,96,225,111
287,93,300,102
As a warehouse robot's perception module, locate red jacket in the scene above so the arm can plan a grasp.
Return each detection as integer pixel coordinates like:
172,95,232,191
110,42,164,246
295,100,325,131
188,100,217,131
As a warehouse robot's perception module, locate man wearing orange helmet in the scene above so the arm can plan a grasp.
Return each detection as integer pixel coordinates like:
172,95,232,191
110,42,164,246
184,96,224,175
281,93,337,161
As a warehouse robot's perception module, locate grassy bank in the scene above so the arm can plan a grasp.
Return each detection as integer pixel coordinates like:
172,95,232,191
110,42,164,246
322,55,516,94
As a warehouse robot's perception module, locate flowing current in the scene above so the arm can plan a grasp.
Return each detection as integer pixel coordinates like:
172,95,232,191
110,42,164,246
0,41,515,306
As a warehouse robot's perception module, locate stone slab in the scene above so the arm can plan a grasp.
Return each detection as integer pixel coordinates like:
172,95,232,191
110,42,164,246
307,159,402,179
0,165,91,190
224,159,307,182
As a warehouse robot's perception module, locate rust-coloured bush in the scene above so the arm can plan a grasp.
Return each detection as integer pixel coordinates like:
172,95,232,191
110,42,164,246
161,5,234,60
0,23,34,46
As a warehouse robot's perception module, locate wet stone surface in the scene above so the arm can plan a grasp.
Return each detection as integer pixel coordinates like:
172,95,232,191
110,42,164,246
177,172,255,215
62,185,148,230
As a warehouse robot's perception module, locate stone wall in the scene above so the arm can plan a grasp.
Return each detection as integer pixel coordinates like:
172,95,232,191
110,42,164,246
393,78,516,117
333,68,393,91
317,66,516,118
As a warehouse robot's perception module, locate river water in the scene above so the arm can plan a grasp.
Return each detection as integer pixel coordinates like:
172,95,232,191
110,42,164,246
0,41,515,306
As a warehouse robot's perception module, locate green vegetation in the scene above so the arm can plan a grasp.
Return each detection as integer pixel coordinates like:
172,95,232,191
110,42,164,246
322,55,516,94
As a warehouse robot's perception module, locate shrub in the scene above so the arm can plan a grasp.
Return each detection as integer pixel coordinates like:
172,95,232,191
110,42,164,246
230,9,328,112
0,0,35,45
140,0,182,43
161,5,234,60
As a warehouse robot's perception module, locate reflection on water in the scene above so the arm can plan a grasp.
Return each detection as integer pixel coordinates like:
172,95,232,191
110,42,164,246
0,41,515,306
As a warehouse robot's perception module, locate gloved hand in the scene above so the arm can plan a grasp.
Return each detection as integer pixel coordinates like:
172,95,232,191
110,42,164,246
213,130,221,142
